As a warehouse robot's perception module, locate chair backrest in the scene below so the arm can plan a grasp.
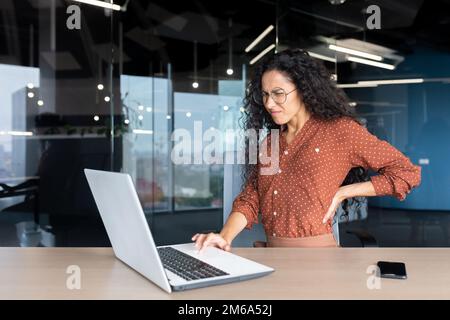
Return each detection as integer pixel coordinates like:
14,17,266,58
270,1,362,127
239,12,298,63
333,197,369,246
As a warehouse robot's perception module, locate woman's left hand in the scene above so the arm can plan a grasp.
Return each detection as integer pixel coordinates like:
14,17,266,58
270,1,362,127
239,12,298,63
322,188,346,224
322,182,376,224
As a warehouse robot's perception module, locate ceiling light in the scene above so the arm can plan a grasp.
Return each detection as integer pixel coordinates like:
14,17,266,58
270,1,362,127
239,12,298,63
192,41,199,89
245,25,274,52
93,115,100,121
337,83,379,88
357,78,424,85
227,19,234,76
308,51,337,63
329,44,383,61
329,0,346,4
97,84,104,90
37,100,44,106
27,83,34,89
7,131,33,136
104,96,110,102
250,44,276,65
27,92,34,98
73,0,121,11
347,56,395,70
133,129,153,135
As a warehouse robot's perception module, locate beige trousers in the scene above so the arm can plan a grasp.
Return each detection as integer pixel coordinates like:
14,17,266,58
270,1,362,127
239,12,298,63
266,233,338,248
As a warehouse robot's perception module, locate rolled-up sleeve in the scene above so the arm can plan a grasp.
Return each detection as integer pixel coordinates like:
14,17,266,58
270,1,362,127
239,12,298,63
345,118,422,201
231,173,260,230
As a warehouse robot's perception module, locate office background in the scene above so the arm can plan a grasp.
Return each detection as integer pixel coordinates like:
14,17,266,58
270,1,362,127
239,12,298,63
0,0,449,247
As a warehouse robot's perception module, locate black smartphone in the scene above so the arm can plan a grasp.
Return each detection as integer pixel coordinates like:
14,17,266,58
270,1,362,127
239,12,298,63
377,261,407,279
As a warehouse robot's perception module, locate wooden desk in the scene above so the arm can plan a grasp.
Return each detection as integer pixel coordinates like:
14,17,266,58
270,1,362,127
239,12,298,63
1,247,449,299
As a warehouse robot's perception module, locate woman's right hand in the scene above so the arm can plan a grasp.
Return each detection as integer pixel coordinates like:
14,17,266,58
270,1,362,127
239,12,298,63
191,232,231,253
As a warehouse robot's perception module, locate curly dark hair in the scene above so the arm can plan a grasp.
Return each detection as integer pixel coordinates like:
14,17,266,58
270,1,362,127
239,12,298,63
240,48,369,217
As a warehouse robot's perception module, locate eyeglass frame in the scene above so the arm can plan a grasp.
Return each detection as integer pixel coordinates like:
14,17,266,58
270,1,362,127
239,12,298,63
254,87,297,105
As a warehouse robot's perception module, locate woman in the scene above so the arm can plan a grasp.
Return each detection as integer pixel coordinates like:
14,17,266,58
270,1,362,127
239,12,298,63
192,48,421,250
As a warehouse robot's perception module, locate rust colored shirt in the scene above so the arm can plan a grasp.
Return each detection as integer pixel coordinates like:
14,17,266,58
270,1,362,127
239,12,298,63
231,115,422,238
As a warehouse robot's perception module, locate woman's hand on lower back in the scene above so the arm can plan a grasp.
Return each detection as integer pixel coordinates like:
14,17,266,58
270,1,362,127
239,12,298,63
323,188,346,224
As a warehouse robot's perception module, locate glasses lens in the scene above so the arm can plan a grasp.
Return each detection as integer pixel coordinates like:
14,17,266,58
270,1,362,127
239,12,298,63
253,89,289,104
271,90,287,104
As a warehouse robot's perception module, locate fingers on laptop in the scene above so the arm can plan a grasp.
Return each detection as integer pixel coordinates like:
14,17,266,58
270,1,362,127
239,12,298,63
192,233,206,247
192,233,208,248
197,233,219,252
216,239,231,252
193,234,207,250
220,243,231,252
199,233,216,252
192,233,231,253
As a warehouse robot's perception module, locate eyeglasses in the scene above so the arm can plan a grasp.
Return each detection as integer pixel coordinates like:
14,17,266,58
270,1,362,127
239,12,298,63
252,87,297,105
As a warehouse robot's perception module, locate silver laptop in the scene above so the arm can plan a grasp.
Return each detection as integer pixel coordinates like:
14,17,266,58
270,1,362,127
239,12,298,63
84,169,274,292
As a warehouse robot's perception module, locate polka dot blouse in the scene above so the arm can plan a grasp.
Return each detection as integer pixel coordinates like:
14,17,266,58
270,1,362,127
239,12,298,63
231,115,422,238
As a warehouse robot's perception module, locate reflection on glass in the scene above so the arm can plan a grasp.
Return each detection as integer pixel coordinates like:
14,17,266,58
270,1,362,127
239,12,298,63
0,64,40,181
173,87,244,210
121,75,170,211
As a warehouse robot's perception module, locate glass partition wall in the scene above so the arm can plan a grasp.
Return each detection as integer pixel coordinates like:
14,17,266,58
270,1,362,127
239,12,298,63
0,0,117,246
114,1,258,245
0,0,263,246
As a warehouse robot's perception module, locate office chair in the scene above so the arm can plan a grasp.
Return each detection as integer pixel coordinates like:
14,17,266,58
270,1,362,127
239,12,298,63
0,178,40,224
344,229,378,247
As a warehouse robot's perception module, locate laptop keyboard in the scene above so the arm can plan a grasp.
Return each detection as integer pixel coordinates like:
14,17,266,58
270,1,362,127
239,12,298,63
158,247,229,281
